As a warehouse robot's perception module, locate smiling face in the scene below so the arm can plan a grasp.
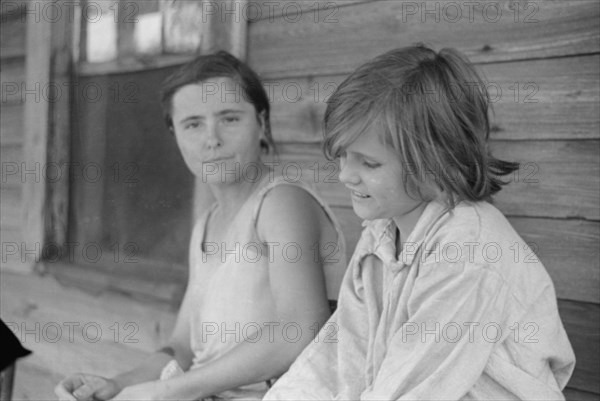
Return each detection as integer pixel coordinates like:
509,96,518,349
338,126,425,226
171,77,264,185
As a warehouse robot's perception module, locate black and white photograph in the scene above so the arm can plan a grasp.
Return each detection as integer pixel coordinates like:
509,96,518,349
0,0,598,400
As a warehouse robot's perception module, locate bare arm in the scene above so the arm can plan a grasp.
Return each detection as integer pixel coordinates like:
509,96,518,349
129,185,333,401
55,299,192,401
55,222,204,401
110,276,196,389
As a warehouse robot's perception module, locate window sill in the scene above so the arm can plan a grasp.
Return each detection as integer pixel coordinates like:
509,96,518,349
76,53,195,77
43,259,187,309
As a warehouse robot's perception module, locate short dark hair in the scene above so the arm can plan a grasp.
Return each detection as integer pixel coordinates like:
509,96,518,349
160,51,275,153
323,44,518,207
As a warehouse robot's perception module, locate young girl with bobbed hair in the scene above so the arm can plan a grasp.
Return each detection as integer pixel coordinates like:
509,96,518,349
265,44,575,400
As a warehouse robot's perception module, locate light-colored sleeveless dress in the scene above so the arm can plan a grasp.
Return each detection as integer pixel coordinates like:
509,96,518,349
183,174,347,400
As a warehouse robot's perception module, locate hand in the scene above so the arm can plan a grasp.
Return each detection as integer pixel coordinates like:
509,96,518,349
111,382,161,401
55,373,120,401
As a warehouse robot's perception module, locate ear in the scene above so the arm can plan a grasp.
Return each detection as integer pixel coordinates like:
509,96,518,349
256,110,266,132
256,111,270,153
256,110,268,143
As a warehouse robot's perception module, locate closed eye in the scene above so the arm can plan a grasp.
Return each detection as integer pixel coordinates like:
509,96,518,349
342,150,382,168
222,116,241,124
362,160,381,169
184,121,201,130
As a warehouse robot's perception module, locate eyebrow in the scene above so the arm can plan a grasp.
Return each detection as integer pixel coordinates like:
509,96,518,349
347,149,381,161
177,109,246,125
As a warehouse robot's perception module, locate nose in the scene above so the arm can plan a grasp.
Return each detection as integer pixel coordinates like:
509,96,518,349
205,121,222,150
338,157,359,186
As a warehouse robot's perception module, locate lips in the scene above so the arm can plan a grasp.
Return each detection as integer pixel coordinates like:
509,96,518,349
350,189,370,199
204,156,233,163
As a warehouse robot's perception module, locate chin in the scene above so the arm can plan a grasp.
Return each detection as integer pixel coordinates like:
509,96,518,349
195,163,244,184
204,176,241,185
352,205,379,221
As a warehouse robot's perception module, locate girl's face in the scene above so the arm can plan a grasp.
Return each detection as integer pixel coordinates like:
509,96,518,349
338,128,424,223
171,77,264,185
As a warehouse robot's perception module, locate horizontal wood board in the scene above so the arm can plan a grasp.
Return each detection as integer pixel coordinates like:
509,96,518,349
248,0,600,78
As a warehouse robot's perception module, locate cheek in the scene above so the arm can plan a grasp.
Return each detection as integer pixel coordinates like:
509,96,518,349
368,170,400,197
382,165,409,197
174,135,203,161
176,139,193,158
176,130,201,147
236,132,262,156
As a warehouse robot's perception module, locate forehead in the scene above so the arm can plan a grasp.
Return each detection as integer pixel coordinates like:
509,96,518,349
171,77,253,116
345,119,390,153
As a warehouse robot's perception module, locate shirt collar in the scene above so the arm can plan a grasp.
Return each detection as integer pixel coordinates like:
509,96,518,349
356,199,452,272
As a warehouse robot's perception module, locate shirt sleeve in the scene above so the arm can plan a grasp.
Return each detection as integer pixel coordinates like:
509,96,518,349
265,243,372,400
361,261,510,401
262,312,340,400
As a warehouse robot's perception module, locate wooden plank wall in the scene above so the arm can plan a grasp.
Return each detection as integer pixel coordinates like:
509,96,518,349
246,0,600,398
2,0,73,271
0,2,27,271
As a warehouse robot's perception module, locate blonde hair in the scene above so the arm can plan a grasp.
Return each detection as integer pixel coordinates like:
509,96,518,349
323,44,518,207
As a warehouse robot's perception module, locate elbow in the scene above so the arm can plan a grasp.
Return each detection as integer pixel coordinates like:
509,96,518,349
268,350,303,380
259,335,315,381
164,341,193,371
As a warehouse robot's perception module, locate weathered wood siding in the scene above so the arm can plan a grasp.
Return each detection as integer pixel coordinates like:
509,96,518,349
2,1,598,399
1,2,27,271
247,0,600,398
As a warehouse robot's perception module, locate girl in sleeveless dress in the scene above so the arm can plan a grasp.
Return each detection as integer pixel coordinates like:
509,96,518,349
55,52,346,401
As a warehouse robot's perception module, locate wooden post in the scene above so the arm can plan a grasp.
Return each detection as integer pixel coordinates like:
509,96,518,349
47,0,75,251
116,0,137,58
22,0,74,270
199,0,247,59
193,0,248,219
22,1,52,271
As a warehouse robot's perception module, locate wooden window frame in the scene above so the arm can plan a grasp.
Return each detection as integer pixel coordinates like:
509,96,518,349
25,0,248,305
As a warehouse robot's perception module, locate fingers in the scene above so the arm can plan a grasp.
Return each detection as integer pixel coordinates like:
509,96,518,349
55,384,78,401
55,376,84,401
72,376,105,401
54,374,106,401
91,378,119,401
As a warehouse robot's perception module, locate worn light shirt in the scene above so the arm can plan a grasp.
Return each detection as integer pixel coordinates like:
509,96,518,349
264,200,575,400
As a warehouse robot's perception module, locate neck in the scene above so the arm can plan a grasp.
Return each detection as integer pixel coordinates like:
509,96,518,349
208,162,268,215
392,201,428,248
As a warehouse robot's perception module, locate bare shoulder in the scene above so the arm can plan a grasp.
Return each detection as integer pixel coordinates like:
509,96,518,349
256,184,327,243
257,184,332,324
